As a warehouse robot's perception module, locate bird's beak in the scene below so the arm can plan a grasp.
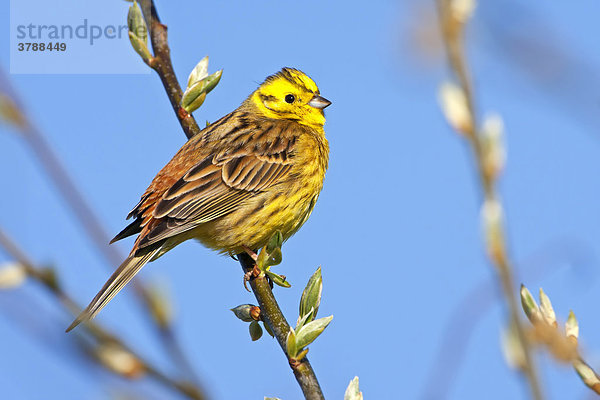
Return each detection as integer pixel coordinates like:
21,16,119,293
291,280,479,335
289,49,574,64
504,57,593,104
308,95,332,109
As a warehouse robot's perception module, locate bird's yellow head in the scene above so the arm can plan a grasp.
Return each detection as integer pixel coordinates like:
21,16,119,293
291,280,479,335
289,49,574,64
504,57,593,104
250,68,331,129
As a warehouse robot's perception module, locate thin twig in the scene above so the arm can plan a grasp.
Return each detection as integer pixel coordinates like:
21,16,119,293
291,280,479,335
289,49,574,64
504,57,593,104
421,238,594,399
133,1,326,397
238,254,325,400
0,66,205,394
139,0,201,140
0,227,205,400
435,1,544,399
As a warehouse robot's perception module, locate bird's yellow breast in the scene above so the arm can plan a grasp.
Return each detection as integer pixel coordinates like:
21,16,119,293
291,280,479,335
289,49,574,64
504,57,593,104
192,128,329,254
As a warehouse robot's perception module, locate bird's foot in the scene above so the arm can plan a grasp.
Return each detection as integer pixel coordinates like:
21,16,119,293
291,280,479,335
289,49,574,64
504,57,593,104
243,264,261,292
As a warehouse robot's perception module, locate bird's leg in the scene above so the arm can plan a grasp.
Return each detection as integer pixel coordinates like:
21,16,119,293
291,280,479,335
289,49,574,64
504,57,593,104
242,246,260,292
242,245,258,261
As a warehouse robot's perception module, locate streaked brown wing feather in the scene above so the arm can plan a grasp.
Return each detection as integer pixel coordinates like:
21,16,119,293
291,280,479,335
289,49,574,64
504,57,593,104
133,129,296,250
222,155,292,191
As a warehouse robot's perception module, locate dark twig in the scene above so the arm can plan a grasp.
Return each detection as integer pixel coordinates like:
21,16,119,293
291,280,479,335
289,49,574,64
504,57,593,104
0,227,205,400
124,1,325,397
238,253,325,400
139,0,201,139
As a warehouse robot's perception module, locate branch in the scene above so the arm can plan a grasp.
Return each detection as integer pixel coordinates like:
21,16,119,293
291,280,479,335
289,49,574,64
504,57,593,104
0,68,205,395
520,286,600,395
130,2,325,397
0,227,205,400
238,253,325,400
421,237,594,399
435,1,544,399
139,0,201,139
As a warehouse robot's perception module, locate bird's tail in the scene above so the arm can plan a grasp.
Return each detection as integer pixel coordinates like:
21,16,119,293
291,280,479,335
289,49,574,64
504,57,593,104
66,248,159,332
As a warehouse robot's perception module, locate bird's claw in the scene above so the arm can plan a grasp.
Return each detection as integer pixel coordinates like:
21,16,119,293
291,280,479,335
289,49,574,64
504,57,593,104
243,264,261,292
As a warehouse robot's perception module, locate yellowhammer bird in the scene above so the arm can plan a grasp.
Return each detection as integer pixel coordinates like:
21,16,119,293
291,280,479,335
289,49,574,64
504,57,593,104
67,68,330,331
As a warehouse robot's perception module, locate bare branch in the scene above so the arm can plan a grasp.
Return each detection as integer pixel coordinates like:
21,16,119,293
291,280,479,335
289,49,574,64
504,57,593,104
0,227,205,400
435,1,544,398
139,0,201,139
0,64,205,398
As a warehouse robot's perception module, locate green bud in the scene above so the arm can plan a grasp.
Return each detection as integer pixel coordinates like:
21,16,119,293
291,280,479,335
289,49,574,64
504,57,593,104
201,70,222,93
249,320,263,341
300,267,322,323
181,70,222,113
127,1,147,43
565,310,579,340
344,377,363,400
256,247,268,271
264,247,282,269
266,231,283,253
231,304,255,322
520,284,540,323
295,348,309,361
265,270,291,288
295,309,313,332
539,288,556,326
182,92,206,114
127,1,151,64
286,328,297,358
128,32,152,64
294,315,333,350
573,359,600,392
187,56,209,88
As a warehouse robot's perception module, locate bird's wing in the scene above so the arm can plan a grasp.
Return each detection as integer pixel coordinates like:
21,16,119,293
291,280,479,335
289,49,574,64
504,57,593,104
134,132,296,250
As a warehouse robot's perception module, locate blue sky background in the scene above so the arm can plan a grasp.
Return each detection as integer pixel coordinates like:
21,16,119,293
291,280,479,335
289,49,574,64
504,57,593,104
1,1,600,399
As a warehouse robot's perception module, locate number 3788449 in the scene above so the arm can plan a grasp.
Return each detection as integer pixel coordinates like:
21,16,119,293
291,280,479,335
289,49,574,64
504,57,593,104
17,42,67,52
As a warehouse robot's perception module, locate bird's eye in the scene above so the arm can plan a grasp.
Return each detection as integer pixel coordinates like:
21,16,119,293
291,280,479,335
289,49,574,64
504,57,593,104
285,94,295,103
